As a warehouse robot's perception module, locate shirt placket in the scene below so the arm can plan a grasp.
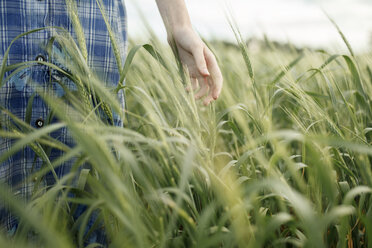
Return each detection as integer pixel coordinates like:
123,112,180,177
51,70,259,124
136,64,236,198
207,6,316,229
29,0,50,130
26,0,51,194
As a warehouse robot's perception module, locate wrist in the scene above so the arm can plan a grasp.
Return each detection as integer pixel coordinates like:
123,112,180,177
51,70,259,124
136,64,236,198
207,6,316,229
156,0,193,38
166,22,193,38
167,26,194,44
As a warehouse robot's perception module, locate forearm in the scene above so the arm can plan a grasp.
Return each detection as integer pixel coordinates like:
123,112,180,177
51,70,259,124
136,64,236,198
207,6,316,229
155,0,192,35
155,0,223,104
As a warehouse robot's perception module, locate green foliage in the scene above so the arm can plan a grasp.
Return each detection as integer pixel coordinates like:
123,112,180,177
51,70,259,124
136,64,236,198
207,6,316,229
1,10,372,248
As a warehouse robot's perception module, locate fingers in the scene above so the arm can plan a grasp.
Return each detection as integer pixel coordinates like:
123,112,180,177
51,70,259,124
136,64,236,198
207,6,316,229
204,47,223,100
191,46,210,77
191,77,199,91
203,78,216,106
203,95,215,106
184,44,223,105
186,77,199,92
194,77,209,100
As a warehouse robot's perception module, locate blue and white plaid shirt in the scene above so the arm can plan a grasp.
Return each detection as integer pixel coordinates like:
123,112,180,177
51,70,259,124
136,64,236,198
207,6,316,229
0,0,127,244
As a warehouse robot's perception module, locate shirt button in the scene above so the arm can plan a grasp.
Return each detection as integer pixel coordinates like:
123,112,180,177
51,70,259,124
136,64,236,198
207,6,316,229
35,55,46,62
35,118,44,128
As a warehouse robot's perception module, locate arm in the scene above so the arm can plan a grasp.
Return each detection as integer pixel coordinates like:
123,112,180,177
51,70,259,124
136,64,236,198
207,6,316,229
155,0,223,105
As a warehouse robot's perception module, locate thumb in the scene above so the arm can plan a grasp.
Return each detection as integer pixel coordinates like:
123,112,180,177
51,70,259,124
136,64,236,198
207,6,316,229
192,46,210,77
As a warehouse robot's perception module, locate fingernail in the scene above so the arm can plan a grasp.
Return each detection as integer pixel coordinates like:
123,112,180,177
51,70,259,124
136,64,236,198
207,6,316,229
202,68,210,76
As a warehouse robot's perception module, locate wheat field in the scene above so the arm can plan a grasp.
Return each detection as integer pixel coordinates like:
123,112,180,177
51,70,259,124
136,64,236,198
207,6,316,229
0,6,372,248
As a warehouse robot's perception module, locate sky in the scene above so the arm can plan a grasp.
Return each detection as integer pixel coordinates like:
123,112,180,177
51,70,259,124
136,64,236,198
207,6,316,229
126,0,372,52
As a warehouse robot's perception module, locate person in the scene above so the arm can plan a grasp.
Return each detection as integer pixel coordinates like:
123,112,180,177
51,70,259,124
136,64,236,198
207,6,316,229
0,0,223,245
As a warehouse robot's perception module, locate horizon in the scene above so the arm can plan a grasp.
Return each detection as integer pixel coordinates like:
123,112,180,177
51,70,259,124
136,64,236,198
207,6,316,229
126,0,372,53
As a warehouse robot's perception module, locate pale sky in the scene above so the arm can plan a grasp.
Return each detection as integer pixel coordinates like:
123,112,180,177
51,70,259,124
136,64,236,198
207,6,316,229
126,0,372,52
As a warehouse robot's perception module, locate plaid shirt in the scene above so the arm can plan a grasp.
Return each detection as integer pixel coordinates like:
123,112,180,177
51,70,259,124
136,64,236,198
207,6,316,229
0,0,127,244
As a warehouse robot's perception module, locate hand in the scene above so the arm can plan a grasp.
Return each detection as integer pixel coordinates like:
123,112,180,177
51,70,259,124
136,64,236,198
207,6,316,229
171,27,223,105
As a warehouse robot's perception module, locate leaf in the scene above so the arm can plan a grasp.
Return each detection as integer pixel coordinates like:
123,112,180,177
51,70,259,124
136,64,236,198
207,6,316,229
271,53,304,86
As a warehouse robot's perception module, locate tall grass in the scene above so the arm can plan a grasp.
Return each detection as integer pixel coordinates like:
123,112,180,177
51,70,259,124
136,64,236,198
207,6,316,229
1,5,372,248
